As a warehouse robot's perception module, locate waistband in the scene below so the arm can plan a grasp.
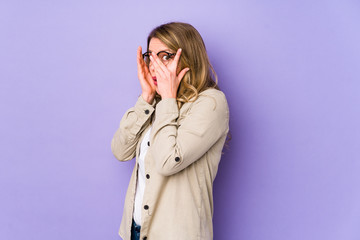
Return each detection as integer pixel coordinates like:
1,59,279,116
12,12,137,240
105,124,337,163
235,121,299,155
132,219,141,233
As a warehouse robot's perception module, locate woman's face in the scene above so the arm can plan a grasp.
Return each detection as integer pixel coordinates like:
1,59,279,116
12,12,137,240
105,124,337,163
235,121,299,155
148,38,175,87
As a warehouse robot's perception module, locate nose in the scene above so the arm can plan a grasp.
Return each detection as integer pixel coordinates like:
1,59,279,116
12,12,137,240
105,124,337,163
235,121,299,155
148,62,155,74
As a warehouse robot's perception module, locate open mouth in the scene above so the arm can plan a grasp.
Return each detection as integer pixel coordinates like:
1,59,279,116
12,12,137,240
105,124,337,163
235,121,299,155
152,76,157,86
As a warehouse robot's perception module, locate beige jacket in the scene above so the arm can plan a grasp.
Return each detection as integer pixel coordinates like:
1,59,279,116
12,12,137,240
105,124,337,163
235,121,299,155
111,88,229,240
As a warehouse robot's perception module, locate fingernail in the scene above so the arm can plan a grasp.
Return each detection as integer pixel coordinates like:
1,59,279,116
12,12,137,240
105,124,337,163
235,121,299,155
179,48,182,52
150,56,153,61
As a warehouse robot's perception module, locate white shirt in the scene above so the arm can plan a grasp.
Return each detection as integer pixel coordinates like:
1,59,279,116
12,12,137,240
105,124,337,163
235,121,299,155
133,126,152,226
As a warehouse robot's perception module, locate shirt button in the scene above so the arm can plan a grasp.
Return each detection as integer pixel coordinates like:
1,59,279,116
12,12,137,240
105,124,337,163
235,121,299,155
144,205,149,210
175,157,180,162
143,237,147,240
146,174,150,179
147,141,150,146
144,109,150,114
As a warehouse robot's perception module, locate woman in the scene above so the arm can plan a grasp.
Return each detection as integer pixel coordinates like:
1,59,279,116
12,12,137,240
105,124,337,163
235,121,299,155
111,22,229,240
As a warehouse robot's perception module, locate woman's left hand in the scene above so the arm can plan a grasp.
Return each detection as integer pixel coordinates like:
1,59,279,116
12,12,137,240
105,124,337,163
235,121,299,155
150,48,190,99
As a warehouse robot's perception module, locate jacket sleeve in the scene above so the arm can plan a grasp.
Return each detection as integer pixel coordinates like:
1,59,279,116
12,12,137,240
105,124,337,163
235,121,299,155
111,96,155,161
149,90,229,176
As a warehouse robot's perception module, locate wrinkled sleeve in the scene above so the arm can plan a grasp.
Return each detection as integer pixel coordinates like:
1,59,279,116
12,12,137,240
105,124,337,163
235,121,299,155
111,96,155,161
150,91,229,176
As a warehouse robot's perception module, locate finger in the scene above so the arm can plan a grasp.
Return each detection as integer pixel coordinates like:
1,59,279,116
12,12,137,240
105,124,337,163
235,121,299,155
137,47,151,85
150,52,168,73
137,47,145,76
173,48,182,68
137,46,143,63
153,62,166,80
154,67,162,81
137,46,146,68
150,60,165,80
177,67,190,83
148,72,156,88
138,46,148,67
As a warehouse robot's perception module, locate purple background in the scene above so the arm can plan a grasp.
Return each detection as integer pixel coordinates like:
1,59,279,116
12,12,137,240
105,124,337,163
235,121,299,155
1,1,359,239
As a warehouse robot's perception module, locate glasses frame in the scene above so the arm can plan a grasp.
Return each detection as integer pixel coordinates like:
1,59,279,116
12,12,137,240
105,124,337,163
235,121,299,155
142,51,176,66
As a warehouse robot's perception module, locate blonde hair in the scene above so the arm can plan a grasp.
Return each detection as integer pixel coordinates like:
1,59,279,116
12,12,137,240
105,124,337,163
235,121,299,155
147,22,219,108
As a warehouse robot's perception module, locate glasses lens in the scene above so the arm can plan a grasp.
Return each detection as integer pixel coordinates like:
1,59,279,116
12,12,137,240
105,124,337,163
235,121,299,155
143,53,150,65
157,52,172,65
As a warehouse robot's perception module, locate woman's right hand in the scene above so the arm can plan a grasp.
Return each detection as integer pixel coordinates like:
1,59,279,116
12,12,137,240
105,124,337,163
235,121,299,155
137,46,156,104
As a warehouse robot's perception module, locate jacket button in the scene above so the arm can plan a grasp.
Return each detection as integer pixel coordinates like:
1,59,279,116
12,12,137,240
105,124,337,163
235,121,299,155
175,157,180,162
147,141,150,146
144,205,149,210
144,109,150,114
146,174,150,179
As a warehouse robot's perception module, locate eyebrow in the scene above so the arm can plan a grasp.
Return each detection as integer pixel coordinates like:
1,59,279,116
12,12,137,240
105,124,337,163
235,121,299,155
148,49,172,53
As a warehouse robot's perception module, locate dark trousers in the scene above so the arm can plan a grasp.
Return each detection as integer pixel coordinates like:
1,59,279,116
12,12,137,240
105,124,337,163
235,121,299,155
131,219,141,240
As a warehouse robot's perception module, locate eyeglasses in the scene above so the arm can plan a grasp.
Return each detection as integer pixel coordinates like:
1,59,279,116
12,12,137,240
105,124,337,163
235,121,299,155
142,51,176,66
